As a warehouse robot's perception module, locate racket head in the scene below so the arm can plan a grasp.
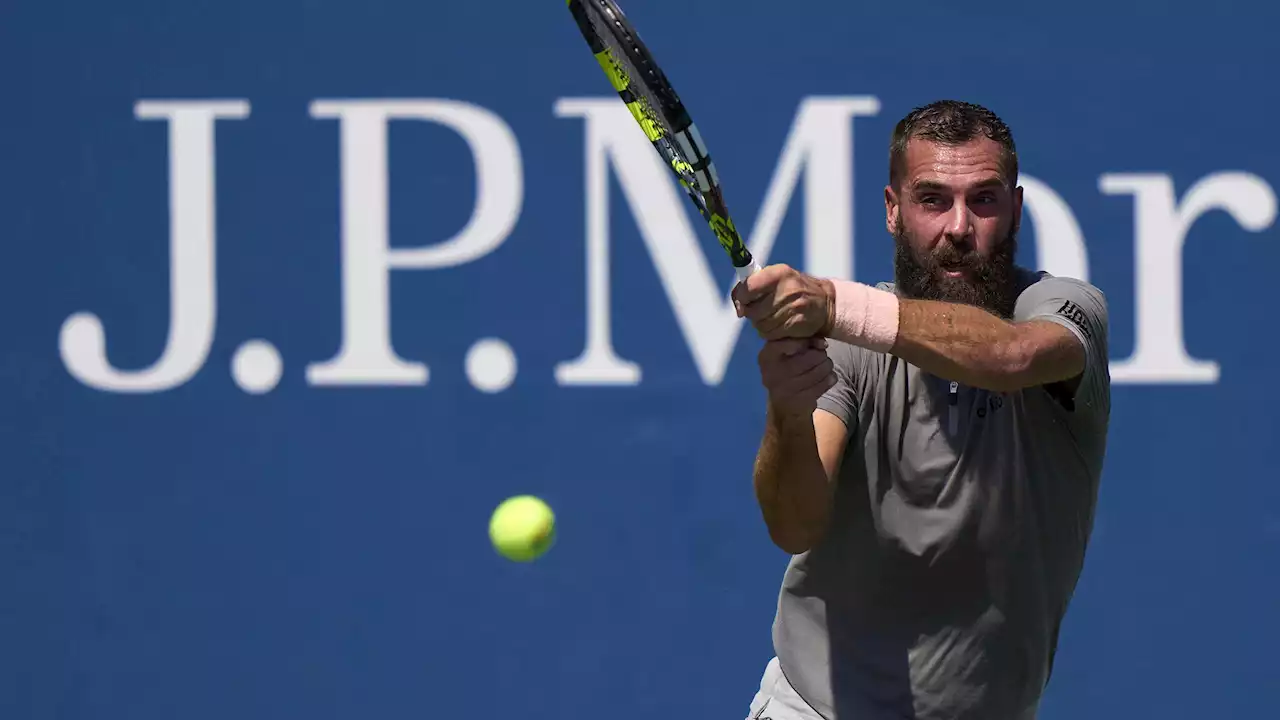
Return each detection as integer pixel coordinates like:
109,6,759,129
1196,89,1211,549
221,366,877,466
567,0,755,271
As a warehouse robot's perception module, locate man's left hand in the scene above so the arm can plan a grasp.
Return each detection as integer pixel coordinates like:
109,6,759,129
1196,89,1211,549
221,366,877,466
732,264,835,341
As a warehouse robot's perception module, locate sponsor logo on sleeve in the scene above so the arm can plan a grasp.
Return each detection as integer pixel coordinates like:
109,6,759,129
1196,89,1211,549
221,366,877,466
1056,300,1093,341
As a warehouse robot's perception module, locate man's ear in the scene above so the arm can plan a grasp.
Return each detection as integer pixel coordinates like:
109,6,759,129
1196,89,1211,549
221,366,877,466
884,184,900,235
1012,184,1024,235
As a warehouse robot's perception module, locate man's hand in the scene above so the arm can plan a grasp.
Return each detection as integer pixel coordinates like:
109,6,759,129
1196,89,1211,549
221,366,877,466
734,264,836,341
758,336,836,416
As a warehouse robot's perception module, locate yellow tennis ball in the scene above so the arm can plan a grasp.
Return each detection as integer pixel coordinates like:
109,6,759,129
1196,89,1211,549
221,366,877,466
489,495,556,562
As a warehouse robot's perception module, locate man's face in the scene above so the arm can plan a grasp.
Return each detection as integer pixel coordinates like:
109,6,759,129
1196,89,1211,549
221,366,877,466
886,136,1023,317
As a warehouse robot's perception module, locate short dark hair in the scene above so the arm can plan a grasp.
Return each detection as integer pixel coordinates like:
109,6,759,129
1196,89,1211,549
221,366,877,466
888,100,1018,189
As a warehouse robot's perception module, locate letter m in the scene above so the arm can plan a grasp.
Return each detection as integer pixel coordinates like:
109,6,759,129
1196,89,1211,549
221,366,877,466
554,96,880,386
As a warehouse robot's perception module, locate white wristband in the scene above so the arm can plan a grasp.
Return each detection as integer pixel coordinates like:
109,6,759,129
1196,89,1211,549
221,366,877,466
828,279,901,352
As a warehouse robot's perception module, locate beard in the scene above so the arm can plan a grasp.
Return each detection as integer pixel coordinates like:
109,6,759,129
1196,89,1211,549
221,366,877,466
893,221,1019,318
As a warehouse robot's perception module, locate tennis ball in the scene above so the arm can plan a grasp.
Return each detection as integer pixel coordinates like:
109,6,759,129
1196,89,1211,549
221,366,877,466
489,495,556,562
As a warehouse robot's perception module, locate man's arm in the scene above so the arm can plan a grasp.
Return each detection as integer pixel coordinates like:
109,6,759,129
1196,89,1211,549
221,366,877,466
750,337,859,555
888,298,1084,393
734,263,1108,403
753,406,847,555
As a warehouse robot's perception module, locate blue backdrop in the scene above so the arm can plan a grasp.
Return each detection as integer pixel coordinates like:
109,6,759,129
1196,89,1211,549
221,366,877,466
4,1,1278,718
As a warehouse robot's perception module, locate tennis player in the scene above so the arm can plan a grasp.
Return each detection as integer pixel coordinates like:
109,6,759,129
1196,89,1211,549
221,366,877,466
732,100,1111,720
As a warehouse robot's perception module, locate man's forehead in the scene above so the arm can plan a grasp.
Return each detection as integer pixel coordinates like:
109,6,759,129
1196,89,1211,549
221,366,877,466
910,175,1006,191
903,137,1008,187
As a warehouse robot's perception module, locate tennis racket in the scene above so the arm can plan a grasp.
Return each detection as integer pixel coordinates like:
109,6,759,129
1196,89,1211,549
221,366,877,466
566,0,761,283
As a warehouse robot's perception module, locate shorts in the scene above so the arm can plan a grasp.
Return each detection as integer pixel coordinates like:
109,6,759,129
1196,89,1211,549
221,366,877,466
745,656,826,720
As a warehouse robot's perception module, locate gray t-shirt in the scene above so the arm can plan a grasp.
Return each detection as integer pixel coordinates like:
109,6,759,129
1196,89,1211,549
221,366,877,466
771,269,1111,720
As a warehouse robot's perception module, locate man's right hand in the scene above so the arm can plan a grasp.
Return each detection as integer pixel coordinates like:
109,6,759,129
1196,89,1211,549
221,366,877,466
758,337,837,417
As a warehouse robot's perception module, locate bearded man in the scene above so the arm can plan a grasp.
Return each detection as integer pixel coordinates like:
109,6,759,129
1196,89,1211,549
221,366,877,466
733,100,1111,720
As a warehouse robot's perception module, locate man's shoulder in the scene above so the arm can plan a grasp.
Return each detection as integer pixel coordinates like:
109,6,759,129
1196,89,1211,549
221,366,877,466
1014,267,1106,300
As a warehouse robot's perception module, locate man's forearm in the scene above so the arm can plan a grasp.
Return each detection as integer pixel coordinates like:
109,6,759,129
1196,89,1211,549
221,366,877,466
754,405,833,554
890,298,1032,391
822,279,1082,392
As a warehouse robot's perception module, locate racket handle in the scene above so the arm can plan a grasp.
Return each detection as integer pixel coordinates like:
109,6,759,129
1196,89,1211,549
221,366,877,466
735,258,761,284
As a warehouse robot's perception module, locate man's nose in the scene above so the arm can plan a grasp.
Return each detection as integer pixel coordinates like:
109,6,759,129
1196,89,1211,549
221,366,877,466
943,201,974,246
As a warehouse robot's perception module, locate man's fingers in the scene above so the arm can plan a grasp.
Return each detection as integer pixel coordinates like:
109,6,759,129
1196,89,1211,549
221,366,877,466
758,338,807,362
762,313,806,341
781,347,828,377
754,307,792,340
733,277,772,317
736,264,784,306
777,355,835,397
804,370,839,401
741,291,776,322
763,305,823,341
761,349,829,390
731,282,752,317
789,365,837,403
758,333,829,372
753,296,822,341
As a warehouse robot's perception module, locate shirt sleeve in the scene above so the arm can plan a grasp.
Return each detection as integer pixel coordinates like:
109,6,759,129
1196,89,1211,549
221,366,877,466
1013,274,1111,417
815,339,863,430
